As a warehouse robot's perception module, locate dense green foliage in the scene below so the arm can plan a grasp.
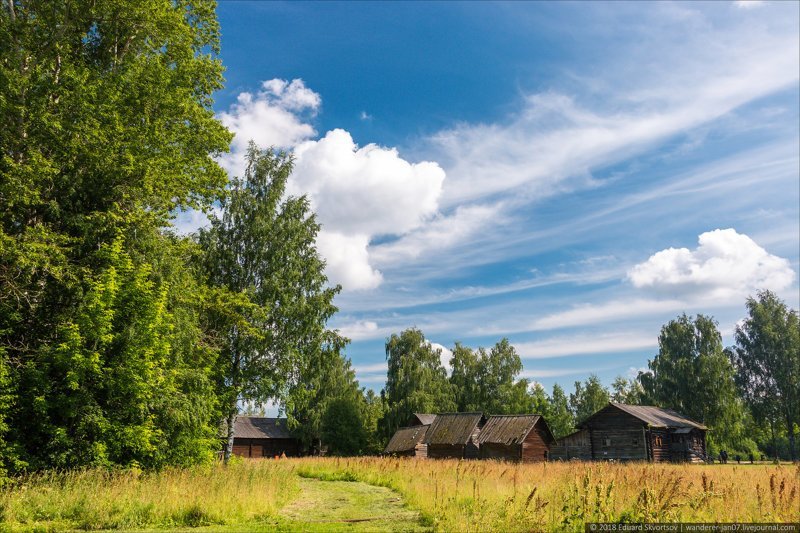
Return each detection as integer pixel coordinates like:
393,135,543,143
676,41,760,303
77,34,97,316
639,314,745,451
379,328,455,440
198,146,345,461
450,339,533,415
1,0,230,471
0,0,353,475
732,290,800,460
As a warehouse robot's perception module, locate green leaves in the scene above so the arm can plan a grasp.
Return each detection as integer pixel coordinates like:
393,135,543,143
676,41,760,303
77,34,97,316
200,146,346,457
732,290,800,460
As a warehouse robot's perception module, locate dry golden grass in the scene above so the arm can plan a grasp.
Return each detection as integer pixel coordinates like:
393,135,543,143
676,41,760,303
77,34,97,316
0,459,298,530
294,457,800,532
1,456,797,531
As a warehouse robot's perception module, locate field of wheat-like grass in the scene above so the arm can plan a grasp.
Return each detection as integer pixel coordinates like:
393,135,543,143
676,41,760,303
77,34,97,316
294,457,800,531
0,457,797,531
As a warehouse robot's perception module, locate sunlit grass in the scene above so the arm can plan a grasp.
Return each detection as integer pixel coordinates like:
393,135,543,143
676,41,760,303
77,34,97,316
0,459,298,531
294,457,800,532
1,456,796,531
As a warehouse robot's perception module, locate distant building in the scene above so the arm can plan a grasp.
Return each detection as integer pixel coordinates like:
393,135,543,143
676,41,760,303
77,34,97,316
550,403,708,462
424,412,486,459
383,424,430,458
478,415,555,462
231,416,302,458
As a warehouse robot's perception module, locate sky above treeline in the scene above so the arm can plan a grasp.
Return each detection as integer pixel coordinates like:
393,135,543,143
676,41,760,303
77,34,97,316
179,1,800,393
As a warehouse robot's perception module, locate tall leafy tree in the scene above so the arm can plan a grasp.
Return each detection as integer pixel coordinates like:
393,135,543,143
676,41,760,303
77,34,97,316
548,383,575,439
610,376,643,404
449,339,532,414
732,291,799,460
380,328,454,440
200,146,344,462
321,396,367,456
1,0,230,469
284,343,357,452
570,374,610,424
640,314,744,449
362,389,386,454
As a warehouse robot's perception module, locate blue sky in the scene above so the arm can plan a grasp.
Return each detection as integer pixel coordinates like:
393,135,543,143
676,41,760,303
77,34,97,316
192,1,799,394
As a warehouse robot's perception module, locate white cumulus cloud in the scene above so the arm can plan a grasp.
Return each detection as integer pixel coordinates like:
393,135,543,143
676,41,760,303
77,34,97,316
217,78,320,178
627,228,795,299
214,81,447,292
292,129,445,290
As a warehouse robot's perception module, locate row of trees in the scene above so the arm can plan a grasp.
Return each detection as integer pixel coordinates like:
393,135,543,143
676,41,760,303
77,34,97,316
366,291,798,460
0,0,359,476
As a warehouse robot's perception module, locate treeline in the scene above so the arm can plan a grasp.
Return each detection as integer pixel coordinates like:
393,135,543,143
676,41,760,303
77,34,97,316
364,293,798,461
0,0,365,477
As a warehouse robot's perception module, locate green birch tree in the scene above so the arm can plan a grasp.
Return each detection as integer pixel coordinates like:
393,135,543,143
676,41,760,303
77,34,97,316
200,146,344,462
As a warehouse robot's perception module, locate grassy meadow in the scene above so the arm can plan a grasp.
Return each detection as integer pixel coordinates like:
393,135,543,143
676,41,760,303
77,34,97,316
0,457,797,531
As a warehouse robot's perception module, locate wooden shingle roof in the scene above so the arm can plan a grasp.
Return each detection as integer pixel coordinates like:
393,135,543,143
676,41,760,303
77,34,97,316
384,425,429,454
234,417,294,439
411,413,437,426
477,415,555,446
424,413,484,446
580,403,708,430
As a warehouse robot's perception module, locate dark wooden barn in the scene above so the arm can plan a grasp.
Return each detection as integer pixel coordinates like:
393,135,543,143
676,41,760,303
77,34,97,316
232,416,302,458
477,415,555,462
384,424,430,458
550,429,592,460
424,412,485,459
551,403,708,462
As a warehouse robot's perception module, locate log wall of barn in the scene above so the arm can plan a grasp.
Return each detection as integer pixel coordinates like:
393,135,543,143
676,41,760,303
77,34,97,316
231,438,301,458
521,426,551,462
649,429,670,462
414,443,428,458
550,430,592,460
582,408,648,461
588,428,648,461
427,444,466,459
480,442,521,461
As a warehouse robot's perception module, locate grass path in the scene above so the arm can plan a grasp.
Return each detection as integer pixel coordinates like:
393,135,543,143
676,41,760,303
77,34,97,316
274,477,430,532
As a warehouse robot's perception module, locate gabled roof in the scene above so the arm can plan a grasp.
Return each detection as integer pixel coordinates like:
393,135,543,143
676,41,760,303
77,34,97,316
579,403,708,430
384,425,430,454
234,416,295,439
477,415,555,446
411,413,437,426
424,413,484,446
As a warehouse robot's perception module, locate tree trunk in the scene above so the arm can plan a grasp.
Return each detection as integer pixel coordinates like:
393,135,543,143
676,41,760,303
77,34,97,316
223,404,237,464
770,419,778,462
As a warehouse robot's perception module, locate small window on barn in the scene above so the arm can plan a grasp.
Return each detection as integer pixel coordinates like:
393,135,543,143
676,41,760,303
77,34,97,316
653,436,663,446
603,438,611,447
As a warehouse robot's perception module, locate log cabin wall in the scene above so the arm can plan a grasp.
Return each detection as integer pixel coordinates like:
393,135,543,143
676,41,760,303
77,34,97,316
583,408,650,461
667,429,706,463
480,442,519,461
427,443,465,459
649,429,670,462
231,437,301,458
550,429,592,460
414,443,428,458
588,428,648,461
521,426,551,462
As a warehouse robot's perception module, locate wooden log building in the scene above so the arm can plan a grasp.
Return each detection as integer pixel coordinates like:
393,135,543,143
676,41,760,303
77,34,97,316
550,403,708,462
231,416,302,458
383,424,430,458
477,415,555,462
424,412,485,459
549,429,592,460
